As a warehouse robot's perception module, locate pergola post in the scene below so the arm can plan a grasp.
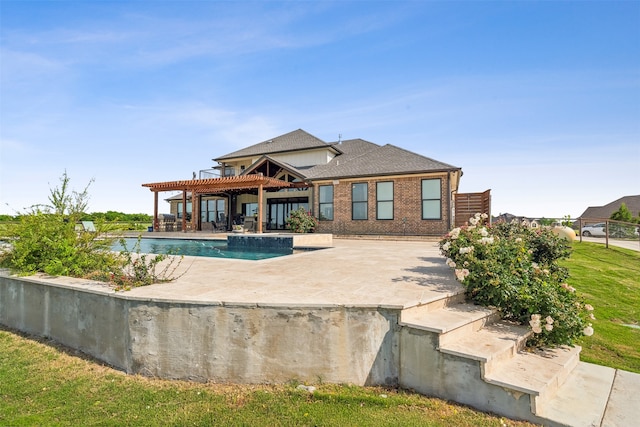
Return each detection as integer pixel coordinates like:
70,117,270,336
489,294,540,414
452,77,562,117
257,183,264,233
191,191,198,232
153,191,159,231
181,191,187,233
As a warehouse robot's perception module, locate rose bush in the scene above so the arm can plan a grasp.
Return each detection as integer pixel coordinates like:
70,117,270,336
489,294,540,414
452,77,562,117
440,213,593,347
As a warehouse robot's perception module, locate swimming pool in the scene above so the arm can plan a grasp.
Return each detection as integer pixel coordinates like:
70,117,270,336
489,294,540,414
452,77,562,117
113,238,293,260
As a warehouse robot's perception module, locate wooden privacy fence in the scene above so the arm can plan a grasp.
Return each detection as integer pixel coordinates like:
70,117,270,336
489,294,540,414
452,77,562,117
455,190,491,227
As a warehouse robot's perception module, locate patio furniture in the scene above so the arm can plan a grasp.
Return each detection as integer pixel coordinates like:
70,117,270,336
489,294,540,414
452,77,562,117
243,217,257,233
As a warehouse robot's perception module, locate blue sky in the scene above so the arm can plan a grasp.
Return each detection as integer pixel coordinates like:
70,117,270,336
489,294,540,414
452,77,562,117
1,1,639,219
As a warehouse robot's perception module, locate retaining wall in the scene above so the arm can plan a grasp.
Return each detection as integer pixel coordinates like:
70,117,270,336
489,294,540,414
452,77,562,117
0,273,398,385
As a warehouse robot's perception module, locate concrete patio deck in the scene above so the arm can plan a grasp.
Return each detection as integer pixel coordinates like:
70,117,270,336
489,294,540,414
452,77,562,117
124,237,460,308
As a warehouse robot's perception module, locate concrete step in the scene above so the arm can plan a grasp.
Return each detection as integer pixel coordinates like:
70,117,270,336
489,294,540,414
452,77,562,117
399,301,500,347
535,362,615,427
484,345,582,415
439,321,532,377
402,291,466,312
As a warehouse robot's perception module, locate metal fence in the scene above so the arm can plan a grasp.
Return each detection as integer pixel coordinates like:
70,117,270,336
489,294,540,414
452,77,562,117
576,217,640,249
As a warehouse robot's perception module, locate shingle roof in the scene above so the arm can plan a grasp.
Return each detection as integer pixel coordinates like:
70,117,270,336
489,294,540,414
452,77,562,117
305,141,460,180
215,129,338,161
327,138,380,159
578,195,640,219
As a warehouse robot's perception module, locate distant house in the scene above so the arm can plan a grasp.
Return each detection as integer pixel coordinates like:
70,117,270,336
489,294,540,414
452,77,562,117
578,195,640,220
143,129,481,236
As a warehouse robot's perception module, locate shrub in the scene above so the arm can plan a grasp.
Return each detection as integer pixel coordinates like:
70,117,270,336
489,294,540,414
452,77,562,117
439,213,593,347
0,209,118,276
286,207,318,233
0,172,182,291
88,237,185,291
0,172,119,277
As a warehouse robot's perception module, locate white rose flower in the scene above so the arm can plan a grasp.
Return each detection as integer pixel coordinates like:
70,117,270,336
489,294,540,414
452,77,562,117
583,324,594,337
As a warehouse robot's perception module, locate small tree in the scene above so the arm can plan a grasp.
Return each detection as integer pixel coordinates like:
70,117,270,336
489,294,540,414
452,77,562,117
48,170,94,217
610,203,633,222
285,208,318,233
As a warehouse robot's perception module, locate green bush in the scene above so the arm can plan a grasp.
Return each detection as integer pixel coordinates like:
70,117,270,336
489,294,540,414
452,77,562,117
0,172,180,290
285,207,318,233
0,210,118,277
440,214,593,347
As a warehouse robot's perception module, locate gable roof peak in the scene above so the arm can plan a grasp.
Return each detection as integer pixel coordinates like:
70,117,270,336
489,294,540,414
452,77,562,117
215,129,337,161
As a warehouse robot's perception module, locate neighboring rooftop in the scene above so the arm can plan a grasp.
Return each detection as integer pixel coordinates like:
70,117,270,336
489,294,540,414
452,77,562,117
578,195,640,219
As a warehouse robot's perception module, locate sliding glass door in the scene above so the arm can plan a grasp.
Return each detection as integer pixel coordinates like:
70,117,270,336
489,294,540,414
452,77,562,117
267,197,309,230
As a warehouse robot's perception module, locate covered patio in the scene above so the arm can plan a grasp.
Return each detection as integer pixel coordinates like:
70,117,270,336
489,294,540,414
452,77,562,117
142,174,299,233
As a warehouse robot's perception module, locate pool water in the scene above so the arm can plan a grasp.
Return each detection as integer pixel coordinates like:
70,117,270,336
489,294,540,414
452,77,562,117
113,238,293,260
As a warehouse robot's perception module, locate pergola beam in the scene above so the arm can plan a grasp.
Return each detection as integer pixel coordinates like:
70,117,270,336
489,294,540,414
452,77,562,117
142,174,298,233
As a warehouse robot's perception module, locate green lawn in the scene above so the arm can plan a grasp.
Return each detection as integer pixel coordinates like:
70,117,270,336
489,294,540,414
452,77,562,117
0,328,533,427
563,241,640,373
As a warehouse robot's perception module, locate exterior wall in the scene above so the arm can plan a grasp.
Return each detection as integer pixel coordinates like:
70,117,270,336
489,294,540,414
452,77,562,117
0,274,399,386
313,173,452,236
163,172,454,236
222,148,336,174
0,275,130,369
267,149,335,168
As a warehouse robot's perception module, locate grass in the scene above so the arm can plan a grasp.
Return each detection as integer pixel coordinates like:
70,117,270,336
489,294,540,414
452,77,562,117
0,328,533,427
563,241,640,373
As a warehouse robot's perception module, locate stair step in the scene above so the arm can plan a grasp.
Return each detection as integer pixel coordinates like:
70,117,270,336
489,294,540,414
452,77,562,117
535,362,615,427
439,321,532,376
399,302,500,346
485,345,581,414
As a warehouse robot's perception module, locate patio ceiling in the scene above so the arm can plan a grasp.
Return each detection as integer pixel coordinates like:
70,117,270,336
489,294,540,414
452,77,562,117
142,174,294,194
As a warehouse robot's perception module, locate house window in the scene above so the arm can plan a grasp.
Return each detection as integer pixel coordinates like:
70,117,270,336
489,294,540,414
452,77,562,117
177,201,192,220
421,179,442,220
201,199,226,223
243,202,258,217
352,182,368,220
376,181,394,220
318,185,334,221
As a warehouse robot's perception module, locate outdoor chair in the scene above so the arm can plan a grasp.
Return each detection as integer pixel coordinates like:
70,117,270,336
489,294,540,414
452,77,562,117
81,221,96,232
243,217,256,233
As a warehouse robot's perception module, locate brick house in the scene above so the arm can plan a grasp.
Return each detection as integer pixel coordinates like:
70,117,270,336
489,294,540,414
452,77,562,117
146,129,464,236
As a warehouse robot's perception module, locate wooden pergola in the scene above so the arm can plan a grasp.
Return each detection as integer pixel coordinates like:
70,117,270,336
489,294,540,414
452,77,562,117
142,174,295,233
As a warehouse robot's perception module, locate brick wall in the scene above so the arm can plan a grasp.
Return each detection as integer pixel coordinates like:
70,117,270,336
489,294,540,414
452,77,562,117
313,174,452,236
